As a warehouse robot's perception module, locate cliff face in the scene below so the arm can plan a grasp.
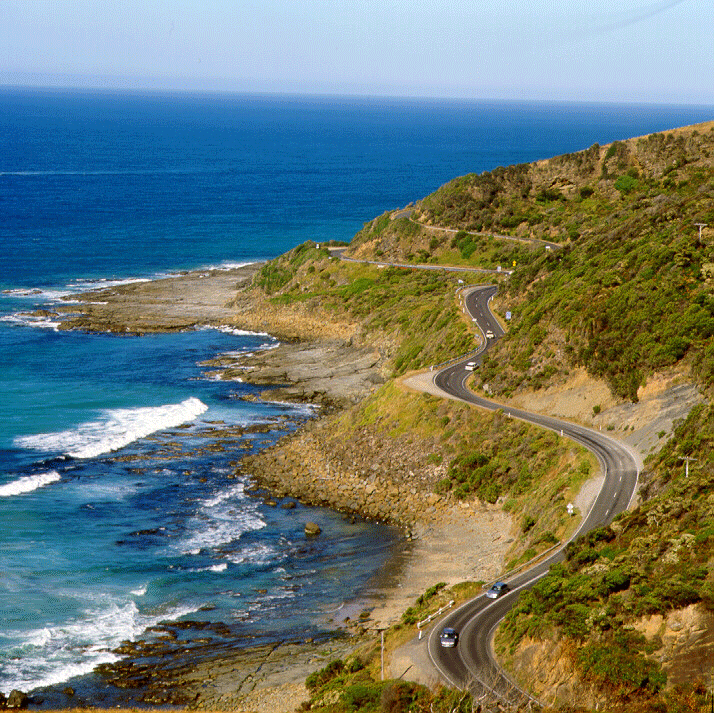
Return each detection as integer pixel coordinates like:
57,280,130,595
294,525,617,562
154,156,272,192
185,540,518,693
508,636,600,709
634,604,714,687
507,604,714,709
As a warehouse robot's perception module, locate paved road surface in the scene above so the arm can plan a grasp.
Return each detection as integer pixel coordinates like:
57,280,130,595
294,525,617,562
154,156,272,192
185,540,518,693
424,286,639,704
331,247,639,704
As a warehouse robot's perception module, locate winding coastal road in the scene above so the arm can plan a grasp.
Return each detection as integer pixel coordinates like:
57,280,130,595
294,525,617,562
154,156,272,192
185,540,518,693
423,286,640,704
333,247,641,703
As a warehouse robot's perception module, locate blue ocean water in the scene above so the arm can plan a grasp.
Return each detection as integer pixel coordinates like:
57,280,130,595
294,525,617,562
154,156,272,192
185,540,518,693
1,87,713,701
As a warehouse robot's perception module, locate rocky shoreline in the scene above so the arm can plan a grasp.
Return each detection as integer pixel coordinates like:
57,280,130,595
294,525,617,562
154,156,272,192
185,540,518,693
24,266,513,712
201,340,386,410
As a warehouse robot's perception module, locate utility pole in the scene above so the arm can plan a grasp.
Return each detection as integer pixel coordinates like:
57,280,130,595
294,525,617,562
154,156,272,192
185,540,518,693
682,456,696,477
694,223,707,242
381,629,385,680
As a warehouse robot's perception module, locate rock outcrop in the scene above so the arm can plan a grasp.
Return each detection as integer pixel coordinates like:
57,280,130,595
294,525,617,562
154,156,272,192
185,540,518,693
203,340,386,408
239,411,455,531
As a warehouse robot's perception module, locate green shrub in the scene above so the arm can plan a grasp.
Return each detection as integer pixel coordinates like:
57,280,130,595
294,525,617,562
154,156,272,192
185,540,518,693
614,174,639,194
305,658,345,691
535,188,564,203
577,640,666,693
343,682,381,712
521,514,536,532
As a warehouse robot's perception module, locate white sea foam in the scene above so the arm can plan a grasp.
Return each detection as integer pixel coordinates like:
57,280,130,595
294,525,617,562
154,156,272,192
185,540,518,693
200,324,273,338
192,260,259,273
1,286,76,301
226,543,282,567
0,595,205,695
0,313,61,330
0,471,61,498
202,481,249,508
266,400,320,414
68,276,151,291
1,600,133,694
75,481,140,502
15,397,208,459
180,483,266,554
186,562,229,573
2,276,150,308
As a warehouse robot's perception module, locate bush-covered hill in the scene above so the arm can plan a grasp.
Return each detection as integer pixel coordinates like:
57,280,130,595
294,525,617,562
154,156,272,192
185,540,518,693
251,241,481,375
496,401,714,711
373,122,714,711
244,122,714,712
349,122,714,402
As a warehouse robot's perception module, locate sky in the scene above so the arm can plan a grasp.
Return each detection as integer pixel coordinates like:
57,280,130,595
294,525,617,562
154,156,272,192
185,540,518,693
1,0,712,104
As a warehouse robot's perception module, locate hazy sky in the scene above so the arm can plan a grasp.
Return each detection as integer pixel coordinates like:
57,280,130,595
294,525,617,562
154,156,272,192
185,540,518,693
1,0,711,104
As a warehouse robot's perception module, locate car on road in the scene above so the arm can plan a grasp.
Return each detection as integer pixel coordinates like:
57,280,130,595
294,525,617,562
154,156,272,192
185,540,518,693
439,627,459,648
464,361,477,371
485,330,495,339
486,581,509,599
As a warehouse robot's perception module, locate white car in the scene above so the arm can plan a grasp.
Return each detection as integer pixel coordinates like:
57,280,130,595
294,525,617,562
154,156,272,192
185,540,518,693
465,361,477,371
485,330,494,339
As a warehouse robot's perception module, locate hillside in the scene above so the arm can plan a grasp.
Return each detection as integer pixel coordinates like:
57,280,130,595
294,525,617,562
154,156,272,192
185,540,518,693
350,123,714,711
34,117,714,711
349,121,714,403
237,122,714,712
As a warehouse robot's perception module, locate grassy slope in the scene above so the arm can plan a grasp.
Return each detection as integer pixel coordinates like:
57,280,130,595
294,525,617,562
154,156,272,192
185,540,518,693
251,243,593,561
247,122,714,712
492,402,714,712
364,125,713,710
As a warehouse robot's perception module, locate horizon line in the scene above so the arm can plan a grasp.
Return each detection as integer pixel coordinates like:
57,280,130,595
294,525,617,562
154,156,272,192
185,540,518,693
2,70,714,109
2,79,714,111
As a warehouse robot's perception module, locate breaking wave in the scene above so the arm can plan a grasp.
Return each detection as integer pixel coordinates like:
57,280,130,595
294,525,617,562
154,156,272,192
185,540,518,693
0,471,61,498
15,397,208,459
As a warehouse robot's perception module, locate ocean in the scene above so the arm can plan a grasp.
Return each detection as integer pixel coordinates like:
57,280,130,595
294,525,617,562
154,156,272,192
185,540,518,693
1,86,712,705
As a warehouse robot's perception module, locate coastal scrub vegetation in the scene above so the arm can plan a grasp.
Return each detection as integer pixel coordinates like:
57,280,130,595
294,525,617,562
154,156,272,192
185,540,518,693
348,124,714,402
254,243,479,374
349,212,539,271
303,660,474,713
244,122,714,712
302,581,481,713
329,381,592,565
496,402,714,710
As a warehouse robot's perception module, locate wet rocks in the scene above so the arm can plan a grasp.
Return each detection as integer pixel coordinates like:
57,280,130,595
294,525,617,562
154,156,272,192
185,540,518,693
210,341,386,408
4,691,28,710
304,522,322,536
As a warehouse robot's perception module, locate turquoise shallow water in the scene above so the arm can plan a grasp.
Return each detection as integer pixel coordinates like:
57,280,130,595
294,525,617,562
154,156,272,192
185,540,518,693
1,87,712,702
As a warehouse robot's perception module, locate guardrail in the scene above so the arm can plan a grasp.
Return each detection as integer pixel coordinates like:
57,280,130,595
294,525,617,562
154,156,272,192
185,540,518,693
416,600,455,639
486,540,563,586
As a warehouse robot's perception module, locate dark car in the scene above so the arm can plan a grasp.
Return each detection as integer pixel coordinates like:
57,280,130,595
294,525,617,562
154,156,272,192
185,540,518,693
486,581,509,599
439,627,459,648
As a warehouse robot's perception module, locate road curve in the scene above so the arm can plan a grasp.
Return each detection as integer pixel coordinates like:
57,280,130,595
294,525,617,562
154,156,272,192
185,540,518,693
329,247,640,702
422,285,640,704
390,208,562,252
333,249,513,276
